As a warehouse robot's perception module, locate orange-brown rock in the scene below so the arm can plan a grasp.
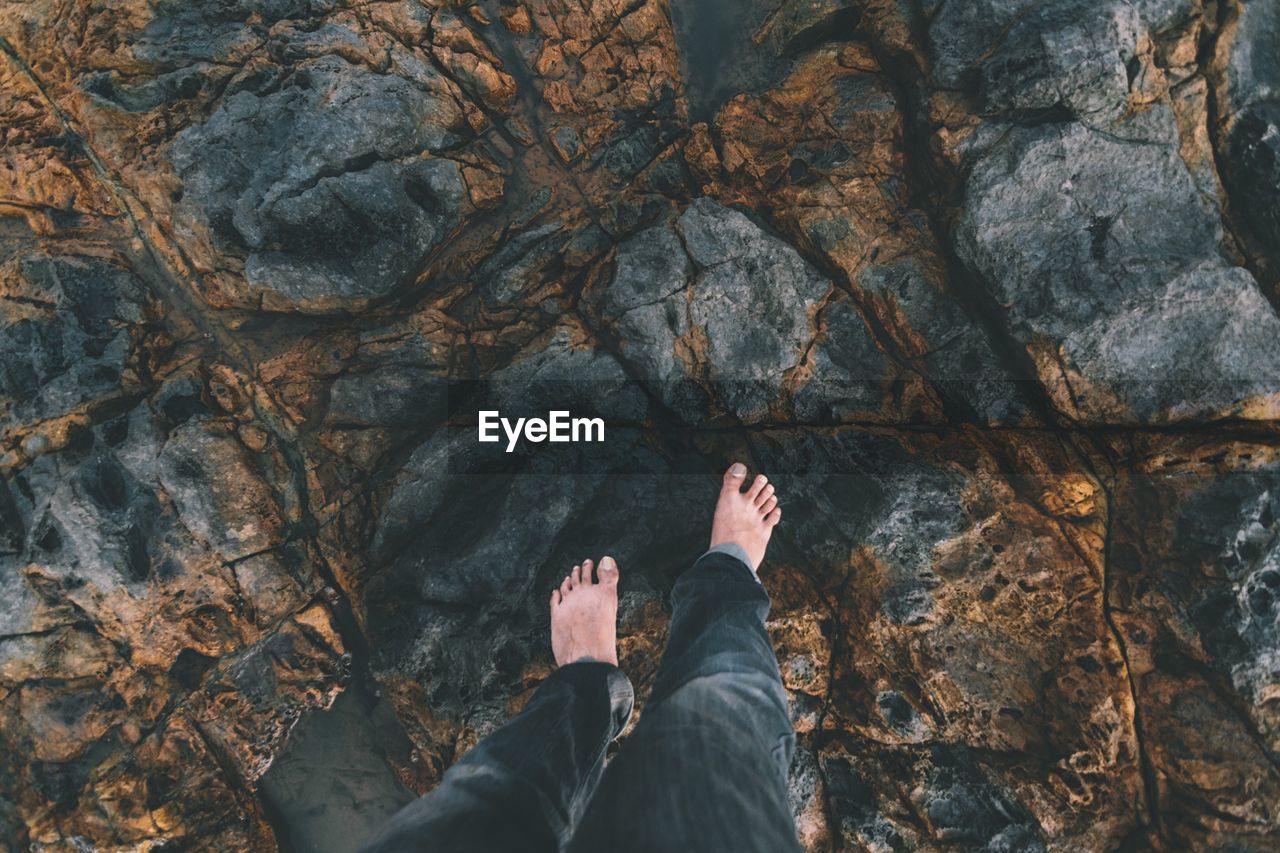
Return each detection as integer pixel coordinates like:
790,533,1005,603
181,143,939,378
3,0,1279,849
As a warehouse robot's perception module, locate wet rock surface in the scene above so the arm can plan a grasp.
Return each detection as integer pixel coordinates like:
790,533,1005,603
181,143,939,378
2,0,1278,850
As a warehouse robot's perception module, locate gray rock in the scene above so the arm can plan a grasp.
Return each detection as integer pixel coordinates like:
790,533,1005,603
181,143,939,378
594,227,703,418
677,198,832,422
1226,102,1280,252
793,297,887,422
928,0,1040,89
881,581,935,625
129,0,309,67
157,418,283,561
486,327,650,427
979,2,1140,120
600,227,690,316
1220,0,1280,253
0,407,216,636
820,753,911,851
595,202,833,424
746,428,966,580
2,255,150,431
876,691,930,741
786,744,822,829
1063,263,1280,420
1226,0,1279,113
327,368,448,430
170,55,467,312
1174,470,1280,745
956,108,1280,422
929,0,1195,91
0,490,43,637
921,747,1043,848
857,260,1027,425
476,222,569,307
83,65,213,113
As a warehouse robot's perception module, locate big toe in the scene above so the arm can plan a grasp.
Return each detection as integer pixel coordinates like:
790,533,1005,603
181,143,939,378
598,555,620,586
722,462,748,491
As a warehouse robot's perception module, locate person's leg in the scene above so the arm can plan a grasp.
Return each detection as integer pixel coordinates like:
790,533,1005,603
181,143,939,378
568,464,801,853
361,558,631,853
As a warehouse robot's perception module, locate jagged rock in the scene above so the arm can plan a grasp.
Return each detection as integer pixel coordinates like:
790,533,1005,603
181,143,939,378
821,751,916,850
977,2,1142,120
928,0,1195,92
1227,101,1280,253
1221,0,1280,255
1,254,153,431
0,392,335,846
1106,439,1280,845
157,417,286,561
957,108,1280,423
678,199,831,424
710,47,1029,427
169,56,467,313
595,198,832,423
3,0,1280,848
792,296,889,422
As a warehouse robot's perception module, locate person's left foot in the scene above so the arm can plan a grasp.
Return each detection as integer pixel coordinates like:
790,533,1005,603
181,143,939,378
550,557,620,666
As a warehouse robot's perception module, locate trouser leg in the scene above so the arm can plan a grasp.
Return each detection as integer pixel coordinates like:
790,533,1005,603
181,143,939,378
568,551,800,853
361,660,634,853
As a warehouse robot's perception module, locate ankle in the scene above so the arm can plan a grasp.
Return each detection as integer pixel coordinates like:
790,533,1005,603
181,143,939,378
700,542,760,578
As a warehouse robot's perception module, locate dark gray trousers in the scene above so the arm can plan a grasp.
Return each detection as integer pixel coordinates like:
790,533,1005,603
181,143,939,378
360,551,801,853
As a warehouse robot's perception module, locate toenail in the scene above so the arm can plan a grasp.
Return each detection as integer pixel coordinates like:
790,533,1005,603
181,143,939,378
730,462,747,476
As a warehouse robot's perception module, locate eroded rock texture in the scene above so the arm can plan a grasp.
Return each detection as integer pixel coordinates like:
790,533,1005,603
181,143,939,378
2,0,1278,849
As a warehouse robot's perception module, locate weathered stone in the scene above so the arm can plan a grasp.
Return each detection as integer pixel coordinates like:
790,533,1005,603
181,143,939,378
594,199,832,423
1,254,152,432
4,0,1280,848
169,56,467,313
957,108,1280,423
710,47,1030,427
1219,0,1280,258
1226,101,1280,252
681,213,822,414
157,417,285,562
978,2,1142,120
1108,438,1280,845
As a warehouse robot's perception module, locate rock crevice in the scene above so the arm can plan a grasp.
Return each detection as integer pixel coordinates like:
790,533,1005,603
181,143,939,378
2,0,1279,849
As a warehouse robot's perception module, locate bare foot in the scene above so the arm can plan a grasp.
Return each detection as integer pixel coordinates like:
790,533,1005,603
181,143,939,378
550,557,620,666
710,462,781,571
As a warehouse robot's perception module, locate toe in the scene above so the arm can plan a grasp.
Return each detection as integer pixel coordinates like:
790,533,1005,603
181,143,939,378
582,558,594,584
760,495,778,515
550,589,561,607
765,506,782,526
561,575,573,597
571,563,583,587
755,483,775,507
599,555,619,586
722,461,748,492
746,473,768,501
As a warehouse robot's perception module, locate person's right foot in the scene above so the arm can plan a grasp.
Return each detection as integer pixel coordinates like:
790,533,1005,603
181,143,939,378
710,462,781,571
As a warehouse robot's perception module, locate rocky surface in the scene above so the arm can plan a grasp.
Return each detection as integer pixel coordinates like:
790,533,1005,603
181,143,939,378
1,0,1278,849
